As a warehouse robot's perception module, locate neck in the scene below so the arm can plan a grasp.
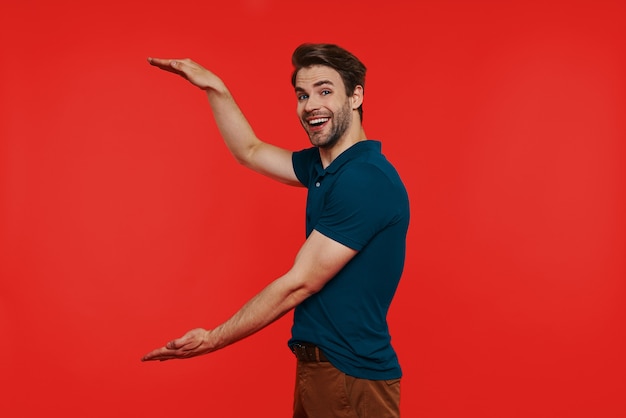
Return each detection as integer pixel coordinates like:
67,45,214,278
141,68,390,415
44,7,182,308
319,127,367,169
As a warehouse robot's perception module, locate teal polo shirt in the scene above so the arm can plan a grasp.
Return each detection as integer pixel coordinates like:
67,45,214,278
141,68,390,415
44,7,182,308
288,140,410,380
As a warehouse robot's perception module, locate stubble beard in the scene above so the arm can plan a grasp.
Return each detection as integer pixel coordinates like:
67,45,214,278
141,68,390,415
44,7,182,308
305,100,352,150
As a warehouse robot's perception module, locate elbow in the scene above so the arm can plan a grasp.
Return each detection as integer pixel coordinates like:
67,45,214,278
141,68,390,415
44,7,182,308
285,280,322,308
233,154,250,167
303,280,325,295
293,280,324,304
232,141,261,168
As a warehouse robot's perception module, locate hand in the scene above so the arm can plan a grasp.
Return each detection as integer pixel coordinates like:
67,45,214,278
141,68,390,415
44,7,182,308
141,328,213,362
147,57,223,91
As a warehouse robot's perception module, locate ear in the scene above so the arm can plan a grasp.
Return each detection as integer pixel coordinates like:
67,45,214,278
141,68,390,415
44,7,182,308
351,85,364,110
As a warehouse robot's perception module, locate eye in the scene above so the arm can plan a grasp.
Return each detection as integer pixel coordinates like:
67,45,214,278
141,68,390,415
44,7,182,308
321,89,331,96
297,93,309,101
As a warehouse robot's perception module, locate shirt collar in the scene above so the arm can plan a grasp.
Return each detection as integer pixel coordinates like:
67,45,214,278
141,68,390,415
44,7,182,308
314,140,381,177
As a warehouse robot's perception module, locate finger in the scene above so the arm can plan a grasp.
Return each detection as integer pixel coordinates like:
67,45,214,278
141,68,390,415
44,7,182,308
148,57,189,69
147,57,187,76
147,57,170,67
141,346,178,362
147,57,181,65
143,353,175,362
166,334,190,350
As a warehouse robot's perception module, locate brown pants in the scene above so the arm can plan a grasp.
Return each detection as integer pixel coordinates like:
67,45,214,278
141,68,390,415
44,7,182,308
292,360,401,417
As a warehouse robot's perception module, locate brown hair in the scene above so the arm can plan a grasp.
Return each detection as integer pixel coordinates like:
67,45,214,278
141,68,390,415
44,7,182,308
291,43,367,121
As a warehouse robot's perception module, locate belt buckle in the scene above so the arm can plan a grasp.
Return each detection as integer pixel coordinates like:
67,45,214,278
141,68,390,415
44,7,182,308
292,343,313,361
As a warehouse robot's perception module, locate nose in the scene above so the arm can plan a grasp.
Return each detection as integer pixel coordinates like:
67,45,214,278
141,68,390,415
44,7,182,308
303,95,320,113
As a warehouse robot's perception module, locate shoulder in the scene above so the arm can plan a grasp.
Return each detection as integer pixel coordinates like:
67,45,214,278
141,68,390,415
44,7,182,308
336,159,404,194
331,158,409,219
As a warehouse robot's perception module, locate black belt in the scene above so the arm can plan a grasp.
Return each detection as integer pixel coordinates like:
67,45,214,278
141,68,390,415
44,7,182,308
290,343,329,362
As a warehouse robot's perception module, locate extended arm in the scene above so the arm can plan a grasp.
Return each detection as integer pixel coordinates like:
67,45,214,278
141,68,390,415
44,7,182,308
141,230,357,361
148,57,300,186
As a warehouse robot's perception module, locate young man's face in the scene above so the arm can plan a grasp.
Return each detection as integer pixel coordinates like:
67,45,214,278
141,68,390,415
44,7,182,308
294,65,353,149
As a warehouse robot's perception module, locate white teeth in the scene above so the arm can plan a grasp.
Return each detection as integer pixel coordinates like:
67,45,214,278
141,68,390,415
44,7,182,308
309,118,329,125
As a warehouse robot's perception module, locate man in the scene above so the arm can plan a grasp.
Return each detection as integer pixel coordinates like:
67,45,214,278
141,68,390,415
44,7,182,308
142,43,410,417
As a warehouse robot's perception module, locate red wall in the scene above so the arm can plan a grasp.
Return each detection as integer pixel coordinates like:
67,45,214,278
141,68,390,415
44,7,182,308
1,1,624,416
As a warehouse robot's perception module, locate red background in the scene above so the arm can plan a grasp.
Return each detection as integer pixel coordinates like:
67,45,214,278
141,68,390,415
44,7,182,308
1,0,625,416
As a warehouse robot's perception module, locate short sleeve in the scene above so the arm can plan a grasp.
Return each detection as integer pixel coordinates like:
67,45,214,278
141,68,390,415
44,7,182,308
292,147,320,187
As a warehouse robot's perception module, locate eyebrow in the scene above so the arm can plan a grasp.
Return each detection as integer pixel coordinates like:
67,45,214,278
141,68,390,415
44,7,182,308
295,79,335,93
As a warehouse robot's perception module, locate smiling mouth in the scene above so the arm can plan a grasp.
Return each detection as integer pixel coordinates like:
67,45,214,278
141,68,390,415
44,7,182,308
308,117,330,128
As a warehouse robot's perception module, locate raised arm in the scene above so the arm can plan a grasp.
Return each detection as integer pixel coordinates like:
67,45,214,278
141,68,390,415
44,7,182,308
141,230,357,361
148,57,300,186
